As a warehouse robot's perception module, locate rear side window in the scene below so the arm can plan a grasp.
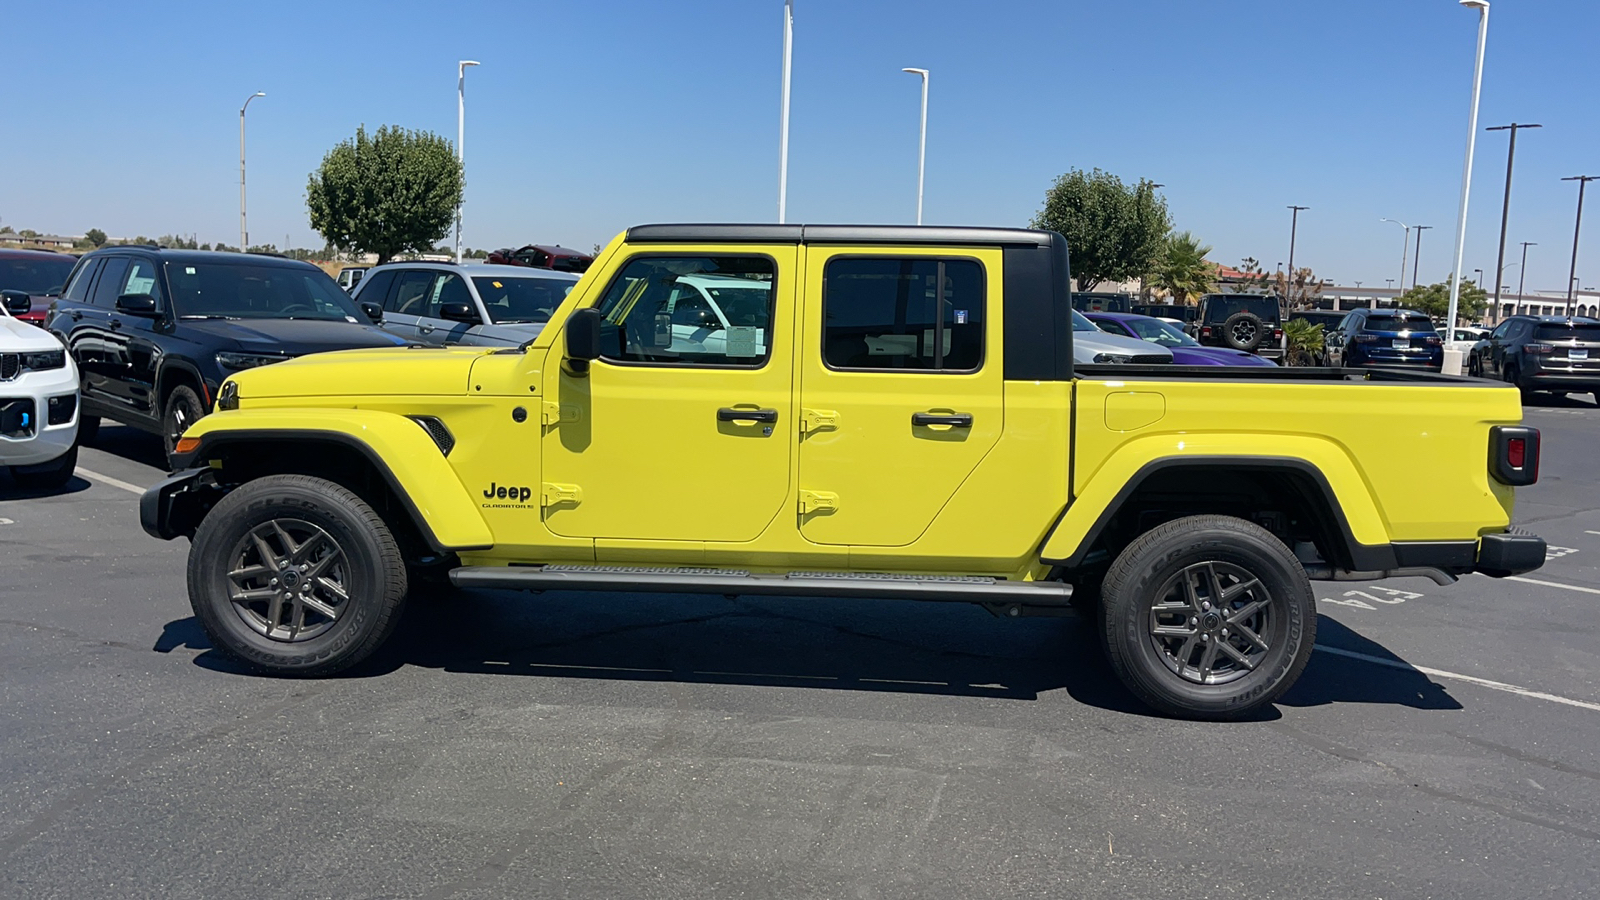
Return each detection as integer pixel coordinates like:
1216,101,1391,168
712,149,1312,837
592,256,776,367
1535,323,1600,341
822,257,984,372
354,268,397,306
1205,296,1279,322
61,258,102,303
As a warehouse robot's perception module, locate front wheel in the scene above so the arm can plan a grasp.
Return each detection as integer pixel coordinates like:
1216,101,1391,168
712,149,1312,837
187,475,409,676
162,385,206,464
10,445,78,491
1099,515,1315,720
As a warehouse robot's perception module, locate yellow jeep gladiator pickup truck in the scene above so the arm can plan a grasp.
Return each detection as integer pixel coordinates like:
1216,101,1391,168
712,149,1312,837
140,225,1547,719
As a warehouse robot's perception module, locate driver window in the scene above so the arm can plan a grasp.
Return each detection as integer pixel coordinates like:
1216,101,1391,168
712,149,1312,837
591,256,775,367
1490,320,1513,340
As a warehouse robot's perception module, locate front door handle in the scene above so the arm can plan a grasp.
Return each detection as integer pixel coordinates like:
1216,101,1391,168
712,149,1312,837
418,323,435,334
70,310,83,321
109,318,123,330
718,407,778,424
912,412,973,428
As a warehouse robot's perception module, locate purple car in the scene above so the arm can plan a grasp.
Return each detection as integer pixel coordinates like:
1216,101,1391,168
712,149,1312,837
1087,312,1279,366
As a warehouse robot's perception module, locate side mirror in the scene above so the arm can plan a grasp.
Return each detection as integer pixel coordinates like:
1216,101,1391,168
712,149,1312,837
360,301,383,322
1,289,30,315
438,301,478,324
115,293,159,316
565,308,603,374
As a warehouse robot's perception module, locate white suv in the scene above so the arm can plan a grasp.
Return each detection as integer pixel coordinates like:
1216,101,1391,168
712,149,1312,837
1,295,79,489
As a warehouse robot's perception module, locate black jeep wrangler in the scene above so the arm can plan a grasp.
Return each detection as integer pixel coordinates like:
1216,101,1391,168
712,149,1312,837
1192,293,1283,359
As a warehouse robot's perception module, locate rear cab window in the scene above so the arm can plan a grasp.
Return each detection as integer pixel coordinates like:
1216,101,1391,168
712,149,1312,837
1534,322,1600,342
821,257,984,372
1363,313,1436,333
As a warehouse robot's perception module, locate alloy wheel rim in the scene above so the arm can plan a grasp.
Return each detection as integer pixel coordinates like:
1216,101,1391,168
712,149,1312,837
226,518,350,642
1147,561,1274,685
1231,321,1258,344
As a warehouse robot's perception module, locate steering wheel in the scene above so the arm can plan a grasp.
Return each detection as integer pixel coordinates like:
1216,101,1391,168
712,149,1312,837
277,303,318,317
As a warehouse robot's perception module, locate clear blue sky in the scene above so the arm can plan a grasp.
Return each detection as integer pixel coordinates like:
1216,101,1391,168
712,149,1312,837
3,0,1597,291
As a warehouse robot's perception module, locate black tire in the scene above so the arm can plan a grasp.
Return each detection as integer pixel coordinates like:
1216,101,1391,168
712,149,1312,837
1467,356,1481,378
1099,515,1315,720
187,474,409,676
1503,364,1534,399
10,445,78,490
77,414,101,445
1221,311,1265,351
162,385,206,464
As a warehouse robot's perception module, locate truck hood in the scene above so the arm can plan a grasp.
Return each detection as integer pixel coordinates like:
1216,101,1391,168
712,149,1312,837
0,313,60,350
229,345,494,398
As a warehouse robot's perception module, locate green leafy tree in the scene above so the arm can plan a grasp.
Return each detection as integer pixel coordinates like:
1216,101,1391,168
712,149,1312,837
1283,319,1325,367
1398,278,1488,323
1147,231,1215,303
1029,168,1169,290
306,125,463,265
19,229,39,239
85,228,107,247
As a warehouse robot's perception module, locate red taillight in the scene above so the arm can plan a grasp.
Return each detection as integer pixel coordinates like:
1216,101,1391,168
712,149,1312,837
1507,437,1526,469
1273,328,1283,339
1201,326,1212,338
1526,342,1554,354
1425,336,1442,346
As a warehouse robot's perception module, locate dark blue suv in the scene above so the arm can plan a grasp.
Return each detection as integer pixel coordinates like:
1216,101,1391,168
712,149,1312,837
1326,308,1442,371
46,248,408,461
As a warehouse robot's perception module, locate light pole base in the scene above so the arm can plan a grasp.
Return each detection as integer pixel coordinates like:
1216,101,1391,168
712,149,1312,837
1442,347,1467,377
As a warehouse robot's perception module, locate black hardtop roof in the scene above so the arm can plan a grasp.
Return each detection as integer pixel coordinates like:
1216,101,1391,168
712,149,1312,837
83,247,316,268
626,223,1058,248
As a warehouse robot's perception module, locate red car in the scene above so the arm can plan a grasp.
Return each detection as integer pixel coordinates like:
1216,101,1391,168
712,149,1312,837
0,248,78,326
486,244,593,273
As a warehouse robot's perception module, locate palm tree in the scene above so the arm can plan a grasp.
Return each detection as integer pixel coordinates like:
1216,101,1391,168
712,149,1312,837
1147,231,1216,303
1283,319,1326,367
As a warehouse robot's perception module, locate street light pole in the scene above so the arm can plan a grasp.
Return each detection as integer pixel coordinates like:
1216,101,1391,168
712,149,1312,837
902,67,929,225
239,91,265,251
1446,0,1491,337
1516,240,1535,315
455,60,480,264
1486,122,1540,320
1563,175,1599,306
1382,218,1410,292
1413,225,1433,289
778,0,793,223
1285,206,1308,307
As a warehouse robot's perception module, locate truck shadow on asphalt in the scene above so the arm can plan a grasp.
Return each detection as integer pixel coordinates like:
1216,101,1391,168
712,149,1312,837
156,590,1462,719
82,422,167,470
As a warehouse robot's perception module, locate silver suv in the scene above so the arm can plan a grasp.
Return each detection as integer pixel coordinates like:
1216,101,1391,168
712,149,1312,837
351,262,580,347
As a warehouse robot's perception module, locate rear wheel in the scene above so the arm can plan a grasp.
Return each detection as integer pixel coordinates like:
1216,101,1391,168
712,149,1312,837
1099,515,1315,720
187,475,409,676
77,414,101,445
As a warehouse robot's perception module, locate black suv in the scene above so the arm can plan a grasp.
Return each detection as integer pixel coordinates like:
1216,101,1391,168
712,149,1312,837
1468,315,1600,398
1192,293,1283,359
46,248,408,459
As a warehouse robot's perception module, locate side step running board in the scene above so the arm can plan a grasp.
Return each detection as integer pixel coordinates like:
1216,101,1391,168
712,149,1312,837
449,564,1073,605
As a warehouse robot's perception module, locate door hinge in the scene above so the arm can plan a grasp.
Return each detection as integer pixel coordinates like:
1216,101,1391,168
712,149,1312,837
540,482,583,507
798,489,839,514
541,402,580,425
799,408,839,434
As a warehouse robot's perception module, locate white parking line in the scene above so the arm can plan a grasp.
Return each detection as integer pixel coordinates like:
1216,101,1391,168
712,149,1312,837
1314,645,1600,713
1506,575,1600,596
76,468,147,496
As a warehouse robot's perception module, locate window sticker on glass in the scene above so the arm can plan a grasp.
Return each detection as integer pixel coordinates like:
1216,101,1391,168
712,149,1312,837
725,325,759,357
127,275,157,294
185,267,196,275
954,310,969,324
492,281,503,288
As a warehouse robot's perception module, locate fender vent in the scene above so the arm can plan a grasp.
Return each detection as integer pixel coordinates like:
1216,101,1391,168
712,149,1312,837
409,416,455,456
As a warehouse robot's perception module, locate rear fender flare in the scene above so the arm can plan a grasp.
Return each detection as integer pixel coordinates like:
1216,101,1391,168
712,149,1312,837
1042,435,1389,569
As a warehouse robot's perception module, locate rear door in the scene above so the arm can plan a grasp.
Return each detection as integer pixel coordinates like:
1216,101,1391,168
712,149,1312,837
76,256,130,410
102,257,166,420
796,247,1003,547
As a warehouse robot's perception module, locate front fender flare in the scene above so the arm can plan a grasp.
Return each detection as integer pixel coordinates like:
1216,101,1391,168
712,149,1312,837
175,408,493,551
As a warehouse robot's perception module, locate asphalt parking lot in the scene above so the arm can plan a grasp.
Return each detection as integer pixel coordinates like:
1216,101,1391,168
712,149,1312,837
3,398,1600,900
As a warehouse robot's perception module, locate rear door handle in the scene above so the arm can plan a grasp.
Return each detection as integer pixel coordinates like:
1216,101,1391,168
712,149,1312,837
718,407,778,423
109,319,123,330
70,310,82,321
912,412,973,428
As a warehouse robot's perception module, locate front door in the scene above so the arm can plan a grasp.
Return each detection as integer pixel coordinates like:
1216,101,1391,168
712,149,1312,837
796,248,1004,547
381,269,434,343
540,248,795,542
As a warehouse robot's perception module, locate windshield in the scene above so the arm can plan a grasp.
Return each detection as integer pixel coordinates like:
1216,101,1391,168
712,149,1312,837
1071,309,1101,332
1,256,76,295
472,275,574,324
165,261,364,321
1535,323,1600,342
1120,317,1200,347
1364,313,1435,333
